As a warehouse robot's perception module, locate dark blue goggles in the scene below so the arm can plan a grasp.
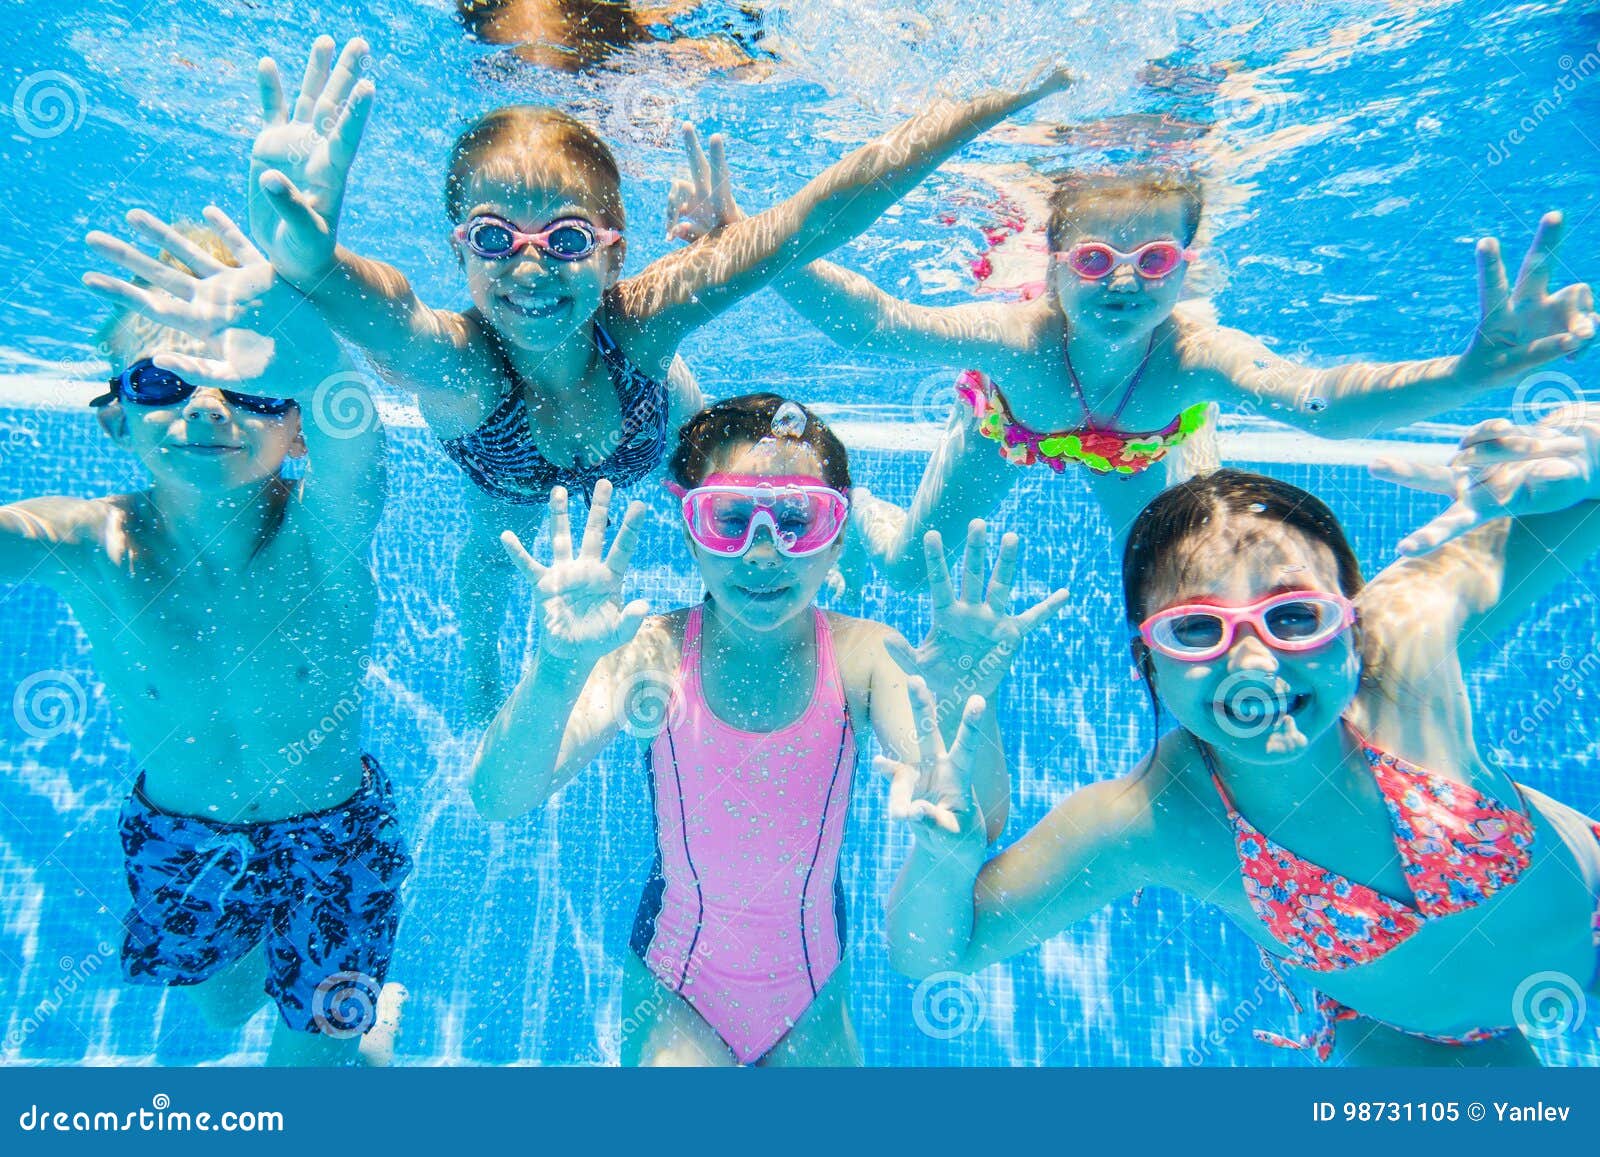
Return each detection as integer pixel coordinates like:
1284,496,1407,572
91,359,295,416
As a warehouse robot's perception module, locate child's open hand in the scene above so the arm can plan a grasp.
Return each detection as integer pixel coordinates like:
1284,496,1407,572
83,206,334,391
664,123,745,244
886,521,1070,704
500,480,651,666
249,35,374,286
876,678,988,846
1463,211,1598,382
1373,415,1600,555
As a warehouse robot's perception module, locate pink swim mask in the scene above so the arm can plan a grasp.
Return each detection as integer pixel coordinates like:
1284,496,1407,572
667,473,849,557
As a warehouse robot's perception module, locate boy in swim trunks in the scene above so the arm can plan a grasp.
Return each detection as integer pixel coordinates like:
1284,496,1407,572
0,209,409,1065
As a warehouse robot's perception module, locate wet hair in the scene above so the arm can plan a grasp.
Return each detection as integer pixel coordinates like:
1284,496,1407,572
668,394,851,492
457,1,646,71
1122,469,1365,726
96,224,237,374
444,105,625,231
1045,167,1205,252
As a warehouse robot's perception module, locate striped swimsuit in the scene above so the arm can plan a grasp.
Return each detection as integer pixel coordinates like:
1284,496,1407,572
440,323,669,506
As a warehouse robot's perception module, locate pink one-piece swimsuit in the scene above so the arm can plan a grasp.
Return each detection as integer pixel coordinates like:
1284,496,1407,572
631,605,857,1063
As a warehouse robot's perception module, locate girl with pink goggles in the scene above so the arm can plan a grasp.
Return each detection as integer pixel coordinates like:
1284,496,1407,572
1138,590,1356,662
667,474,850,557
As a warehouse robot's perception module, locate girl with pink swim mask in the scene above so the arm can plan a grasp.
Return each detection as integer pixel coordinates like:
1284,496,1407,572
469,394,1069,1064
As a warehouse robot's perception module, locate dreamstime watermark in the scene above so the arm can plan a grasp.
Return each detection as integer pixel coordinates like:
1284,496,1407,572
309,371,380,440
1510,370,1586,426
1505,648,1600,747
1210,671,1291,740
12,670,89,740
5,942,117,1050
311,970,380,1038
911,971,985,1040
617,669,685,738
1486,41,1600,166
1511,970,1587,1039
1185,973,1281,1065
12,71,88,139
912,368,962,425
604,73,684,149
16,1094,283,1134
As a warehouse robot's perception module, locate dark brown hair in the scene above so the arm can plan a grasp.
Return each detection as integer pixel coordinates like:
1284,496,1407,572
668,394,851,492
444,105,624,230
1045,167,1205,252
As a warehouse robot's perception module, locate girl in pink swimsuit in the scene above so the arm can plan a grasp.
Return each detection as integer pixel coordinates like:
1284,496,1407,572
884,404,1600,1065
470,394,1069,1064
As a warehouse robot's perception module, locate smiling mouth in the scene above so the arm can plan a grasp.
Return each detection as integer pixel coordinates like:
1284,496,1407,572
737,585,789,602
1218,690,1311,726
173,443,242,455
499,292,571,319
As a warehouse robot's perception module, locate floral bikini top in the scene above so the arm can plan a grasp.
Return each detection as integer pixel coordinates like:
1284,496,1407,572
954,334,1209,476
1203,737,1536,974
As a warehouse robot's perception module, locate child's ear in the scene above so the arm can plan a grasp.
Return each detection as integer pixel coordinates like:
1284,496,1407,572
606,237,627,286
94,402,129,444
286,410,309,459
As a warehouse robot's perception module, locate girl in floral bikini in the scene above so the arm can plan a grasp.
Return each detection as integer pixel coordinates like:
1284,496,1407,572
884,405,1600,1065
669,149,1598,586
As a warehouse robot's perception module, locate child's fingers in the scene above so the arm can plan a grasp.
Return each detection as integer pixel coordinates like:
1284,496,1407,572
922,530,955,612
959,519,986,604
983,531,1019,615
317,37,370,121
81,272,177,323
907,676,946,767
1475,236,1509,323
85,232,196,299
292,35,337,123
1455,433,1587,465
1397,503,1483,557
125,208,228,277
664,178,691,240
1498,330,1584,373
548,486,574,561
682,122,710,192
257,57,287,123
1013,587,1072,637
707,132,733,212
613,600,652,649
1512,210,1564,302
875,755,921,823
1368,458,1455,495
946,695,987,774
147,352,243,386
257,170,326,237
328,81,374,171
200,205,264,267
580,478,614,558
605,500,649,578
916,800,963,836
500,529,548,582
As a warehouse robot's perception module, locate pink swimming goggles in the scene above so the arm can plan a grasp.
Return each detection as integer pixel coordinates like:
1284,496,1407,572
1139,590,1356,662
667,474,849,557
1057,239,1196,281
452,213,622,261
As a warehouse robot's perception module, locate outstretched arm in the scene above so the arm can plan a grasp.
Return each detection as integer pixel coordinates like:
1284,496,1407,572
886,760,1154,979
665,125,1027,366
248,36,485,428
1196,213,1596,439
618,71,1071,358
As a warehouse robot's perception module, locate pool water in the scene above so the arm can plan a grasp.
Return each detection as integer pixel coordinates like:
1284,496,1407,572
2,0,1598,1065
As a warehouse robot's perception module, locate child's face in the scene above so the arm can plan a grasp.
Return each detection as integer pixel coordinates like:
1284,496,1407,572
1053,194,1191,339
101,384,304,492
685,439,846,634
456,171,623,353
1140,519,1360,762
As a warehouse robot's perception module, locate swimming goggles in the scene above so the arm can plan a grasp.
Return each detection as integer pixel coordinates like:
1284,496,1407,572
90,359,295,416
1057,240,1195,281
1139,590,1355,662
452,214,622,261
667,474,849,557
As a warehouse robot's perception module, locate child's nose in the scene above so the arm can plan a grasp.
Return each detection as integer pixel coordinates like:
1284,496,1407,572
1226,627,1279,674
183,390,231,422
1107,263,1140,291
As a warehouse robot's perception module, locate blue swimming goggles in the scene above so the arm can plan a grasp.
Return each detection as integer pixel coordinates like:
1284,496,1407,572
91,358,296,416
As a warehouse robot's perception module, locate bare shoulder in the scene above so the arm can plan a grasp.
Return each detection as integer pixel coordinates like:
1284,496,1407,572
821,611,895,686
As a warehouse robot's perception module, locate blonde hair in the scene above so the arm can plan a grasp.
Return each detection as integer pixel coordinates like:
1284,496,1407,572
444,105,624,230
1045,168,1205,251
96,224,238,373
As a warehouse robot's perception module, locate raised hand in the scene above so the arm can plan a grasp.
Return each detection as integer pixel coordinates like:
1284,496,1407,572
83,206,331,390
1462,212,1598,383
1373,415,1600,555
887,521,1070,704
665,123,744,244
249,35,375,286
876,678,989,844
500,480,651,666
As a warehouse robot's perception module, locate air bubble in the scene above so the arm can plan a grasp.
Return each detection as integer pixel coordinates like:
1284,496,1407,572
770,401,808,438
